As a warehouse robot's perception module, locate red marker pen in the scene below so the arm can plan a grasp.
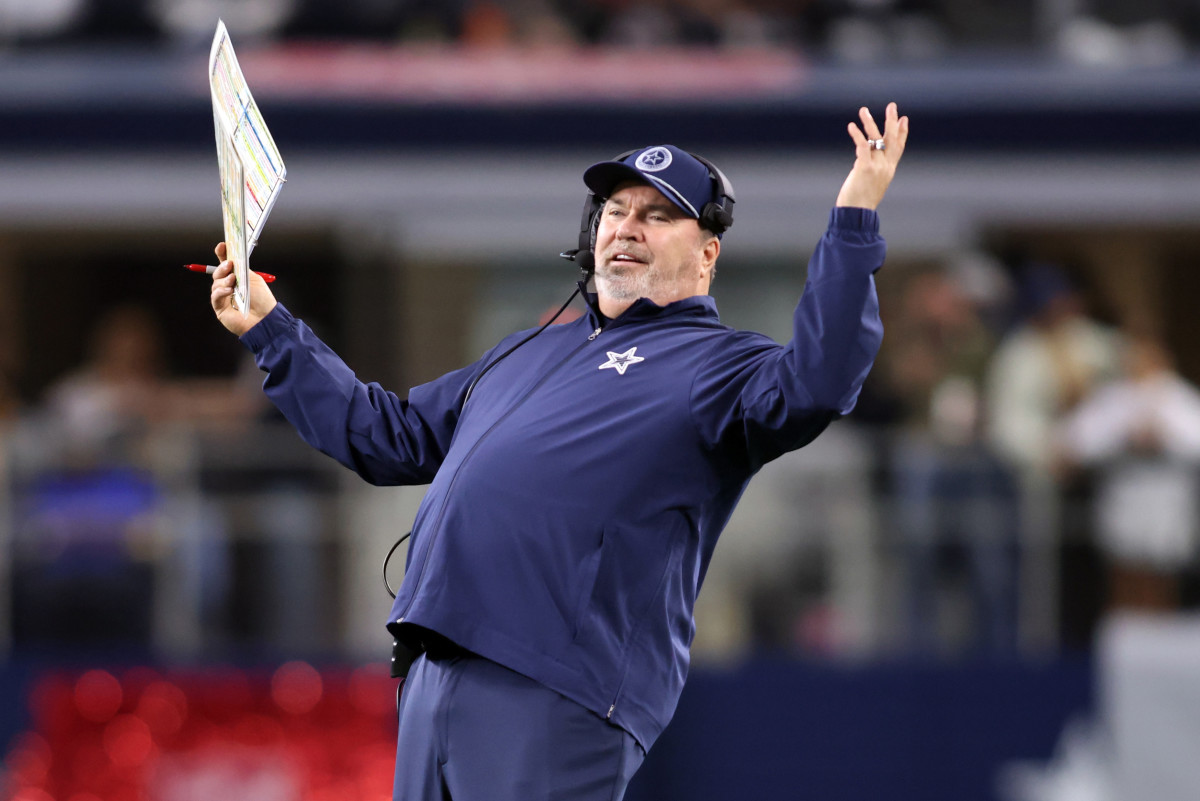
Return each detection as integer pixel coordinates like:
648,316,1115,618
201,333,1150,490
185,264,276,283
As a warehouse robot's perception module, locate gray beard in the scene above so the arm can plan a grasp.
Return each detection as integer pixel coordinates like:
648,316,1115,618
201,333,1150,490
594,269,649,302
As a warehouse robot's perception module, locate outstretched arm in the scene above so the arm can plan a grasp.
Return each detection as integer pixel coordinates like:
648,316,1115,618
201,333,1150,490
836,102,909,210
201,241,469,485
693,104,907,470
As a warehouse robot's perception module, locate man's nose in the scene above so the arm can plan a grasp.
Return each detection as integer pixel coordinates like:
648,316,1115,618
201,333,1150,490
615,214,642,239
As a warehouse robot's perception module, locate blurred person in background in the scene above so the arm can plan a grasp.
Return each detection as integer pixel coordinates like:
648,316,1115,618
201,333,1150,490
884,258,1018,655
461,0,580,45
42,303,265,465
986,263,1121,476
203,104,907,800
23,304,263,649
821,0,948,63
43,304,172,465
589,0,799,48
1056,325,1200,612
1053,0,1191,67
984,262,1122,648
17,305,172,647
0,0,89,44
149,0,296,43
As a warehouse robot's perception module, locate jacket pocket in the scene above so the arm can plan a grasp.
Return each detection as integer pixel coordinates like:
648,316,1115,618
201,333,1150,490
570,533,604,641
572,519,677,650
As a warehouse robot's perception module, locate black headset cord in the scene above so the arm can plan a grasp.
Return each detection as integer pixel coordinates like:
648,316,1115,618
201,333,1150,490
460,283,583,408
382,282,589,600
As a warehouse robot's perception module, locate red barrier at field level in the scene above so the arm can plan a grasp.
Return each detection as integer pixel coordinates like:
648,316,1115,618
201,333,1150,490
2,663,397,801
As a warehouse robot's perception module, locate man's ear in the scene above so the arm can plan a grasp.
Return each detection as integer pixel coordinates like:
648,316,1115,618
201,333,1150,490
701,235,720,277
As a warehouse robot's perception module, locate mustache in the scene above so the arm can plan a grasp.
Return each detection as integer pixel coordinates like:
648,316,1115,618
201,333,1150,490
601,247,650,264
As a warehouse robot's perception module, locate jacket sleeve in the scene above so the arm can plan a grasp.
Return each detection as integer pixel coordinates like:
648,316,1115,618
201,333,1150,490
240,303,485,486
691,206,885,471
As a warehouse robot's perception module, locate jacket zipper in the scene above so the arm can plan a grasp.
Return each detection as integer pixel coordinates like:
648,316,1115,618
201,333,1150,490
396,329,602,620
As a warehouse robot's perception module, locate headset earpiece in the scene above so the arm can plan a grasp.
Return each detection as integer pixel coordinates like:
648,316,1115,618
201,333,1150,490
576,192,605,278
584,193,604,252
700,201,733,235
691,153,736,236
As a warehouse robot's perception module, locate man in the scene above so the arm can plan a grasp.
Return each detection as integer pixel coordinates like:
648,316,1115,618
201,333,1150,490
208,102,908,800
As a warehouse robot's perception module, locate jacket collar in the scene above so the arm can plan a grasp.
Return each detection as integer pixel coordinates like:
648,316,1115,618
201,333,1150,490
586,293,720,330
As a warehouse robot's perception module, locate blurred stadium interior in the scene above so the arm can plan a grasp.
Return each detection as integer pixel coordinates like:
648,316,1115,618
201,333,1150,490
4,1,1200,799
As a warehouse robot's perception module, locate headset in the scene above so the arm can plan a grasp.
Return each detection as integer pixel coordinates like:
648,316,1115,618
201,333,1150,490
559,148,737,279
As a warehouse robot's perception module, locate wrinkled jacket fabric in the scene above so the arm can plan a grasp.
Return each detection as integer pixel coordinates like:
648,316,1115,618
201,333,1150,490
240,207,886,750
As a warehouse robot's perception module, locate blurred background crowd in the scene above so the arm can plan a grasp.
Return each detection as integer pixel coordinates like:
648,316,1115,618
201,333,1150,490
3,1,1200,799
5,0,1200,66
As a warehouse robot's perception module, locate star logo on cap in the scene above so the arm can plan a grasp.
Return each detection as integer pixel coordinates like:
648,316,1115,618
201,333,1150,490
635,147,672,172
598,347,645,376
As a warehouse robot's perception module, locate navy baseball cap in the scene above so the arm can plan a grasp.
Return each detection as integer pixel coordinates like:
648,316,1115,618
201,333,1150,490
583,145,722,231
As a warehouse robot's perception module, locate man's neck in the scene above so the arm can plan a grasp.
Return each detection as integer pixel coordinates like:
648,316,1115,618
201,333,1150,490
597,282,711,321
597,292,712,321
598,296,635,320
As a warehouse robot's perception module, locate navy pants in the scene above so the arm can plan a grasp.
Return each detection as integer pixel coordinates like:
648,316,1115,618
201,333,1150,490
393,650,645,801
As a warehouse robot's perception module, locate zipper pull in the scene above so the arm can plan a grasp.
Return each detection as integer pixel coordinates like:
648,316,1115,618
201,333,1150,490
588,327,602,341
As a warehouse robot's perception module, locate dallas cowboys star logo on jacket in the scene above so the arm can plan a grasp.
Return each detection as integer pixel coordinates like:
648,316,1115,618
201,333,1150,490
598,347,645,376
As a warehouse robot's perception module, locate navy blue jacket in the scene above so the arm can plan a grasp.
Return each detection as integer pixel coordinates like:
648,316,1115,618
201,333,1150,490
240,206,885,749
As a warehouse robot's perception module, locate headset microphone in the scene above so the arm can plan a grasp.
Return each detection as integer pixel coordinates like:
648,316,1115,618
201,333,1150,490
573,250,595,278
558,247,594,281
